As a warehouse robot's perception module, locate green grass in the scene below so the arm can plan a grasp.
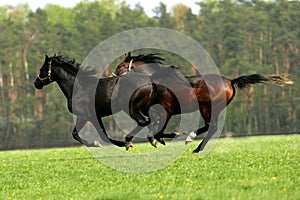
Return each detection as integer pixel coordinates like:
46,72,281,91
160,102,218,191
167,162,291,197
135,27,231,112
0,135,299,200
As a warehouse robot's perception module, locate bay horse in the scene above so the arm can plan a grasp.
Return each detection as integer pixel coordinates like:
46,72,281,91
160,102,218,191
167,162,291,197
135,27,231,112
34,54,158,148
112,52,293,153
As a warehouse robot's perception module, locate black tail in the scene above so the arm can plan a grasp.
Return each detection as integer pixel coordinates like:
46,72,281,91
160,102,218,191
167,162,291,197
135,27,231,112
231,74,293,89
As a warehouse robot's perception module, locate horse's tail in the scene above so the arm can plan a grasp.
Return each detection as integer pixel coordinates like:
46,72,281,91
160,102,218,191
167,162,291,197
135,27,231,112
231,74,293,89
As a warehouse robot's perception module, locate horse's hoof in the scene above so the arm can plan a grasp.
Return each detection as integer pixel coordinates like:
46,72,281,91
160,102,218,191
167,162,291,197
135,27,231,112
185,140,192,145
192,149,199,153
125,142,133,150
185,131,196,145
154,136,166,145
151,139,158,148
93,140,102,147
185,137,193,145
192,148,202,153
173,132,181,136
159,138,166,145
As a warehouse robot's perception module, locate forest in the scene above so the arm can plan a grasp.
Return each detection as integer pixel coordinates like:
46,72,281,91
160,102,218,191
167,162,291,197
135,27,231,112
0,0,299,149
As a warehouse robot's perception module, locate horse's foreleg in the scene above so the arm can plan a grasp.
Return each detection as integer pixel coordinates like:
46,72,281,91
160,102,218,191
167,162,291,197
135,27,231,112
152,113,173,145
72,117,87,144
129,90,151,127
130,104,150,126
94,118,125,147
129,102,155,147
125,125,144,150
72,117,104,147
146,105,169,147
72,126,83,144
147,121,159,148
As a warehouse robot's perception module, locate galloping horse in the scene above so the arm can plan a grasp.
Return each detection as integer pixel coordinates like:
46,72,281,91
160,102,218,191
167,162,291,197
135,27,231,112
112,52,293,152
34,54,158,148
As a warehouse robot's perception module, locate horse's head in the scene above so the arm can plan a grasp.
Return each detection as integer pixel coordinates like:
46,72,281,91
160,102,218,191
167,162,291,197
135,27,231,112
34,54,78,89
34,55,54,89
111,52,134,77
111,52,166,77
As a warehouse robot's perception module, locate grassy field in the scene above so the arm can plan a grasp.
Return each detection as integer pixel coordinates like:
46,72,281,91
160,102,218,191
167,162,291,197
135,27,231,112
0,135,299,200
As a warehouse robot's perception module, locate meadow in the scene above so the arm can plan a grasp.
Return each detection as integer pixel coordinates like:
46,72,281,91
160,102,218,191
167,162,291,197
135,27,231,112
0,135,299,200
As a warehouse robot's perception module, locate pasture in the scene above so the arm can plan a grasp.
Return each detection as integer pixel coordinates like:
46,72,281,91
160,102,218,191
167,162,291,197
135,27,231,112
1,135,299,199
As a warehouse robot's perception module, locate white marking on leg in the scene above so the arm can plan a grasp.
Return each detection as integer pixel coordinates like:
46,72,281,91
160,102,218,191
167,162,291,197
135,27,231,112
94,140,102,147
185,131,196,144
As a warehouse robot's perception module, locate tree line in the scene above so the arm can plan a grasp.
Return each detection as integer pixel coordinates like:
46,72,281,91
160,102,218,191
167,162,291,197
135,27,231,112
0,0,299,150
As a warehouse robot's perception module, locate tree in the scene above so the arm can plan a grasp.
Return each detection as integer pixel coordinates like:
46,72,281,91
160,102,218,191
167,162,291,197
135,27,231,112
153,2,176,29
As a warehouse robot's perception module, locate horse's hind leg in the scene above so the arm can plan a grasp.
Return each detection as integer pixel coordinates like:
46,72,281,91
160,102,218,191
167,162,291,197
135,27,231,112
185,104,210,145
185,124,209,144
193,117,218,153
192,104,221,153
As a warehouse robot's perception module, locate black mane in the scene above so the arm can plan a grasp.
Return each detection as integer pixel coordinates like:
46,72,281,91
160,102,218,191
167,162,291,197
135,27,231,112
129,53,179,70
131,54,165,64
51,54,98,76
52,55,79,68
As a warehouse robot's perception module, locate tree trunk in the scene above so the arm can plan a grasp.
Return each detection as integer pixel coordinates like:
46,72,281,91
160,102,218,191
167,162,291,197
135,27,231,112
259,32,263,64
246,87,254,135
263,86,270,133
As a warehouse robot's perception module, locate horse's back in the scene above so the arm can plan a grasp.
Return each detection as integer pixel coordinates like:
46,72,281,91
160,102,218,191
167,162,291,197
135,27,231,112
196,74,234,104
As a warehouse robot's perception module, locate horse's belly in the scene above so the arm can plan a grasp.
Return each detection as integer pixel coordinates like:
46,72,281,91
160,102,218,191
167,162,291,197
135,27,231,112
172,88,199,113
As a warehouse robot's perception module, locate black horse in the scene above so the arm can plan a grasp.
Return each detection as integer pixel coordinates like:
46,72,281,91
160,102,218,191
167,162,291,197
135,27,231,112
112,52,293,152
34,54,158,148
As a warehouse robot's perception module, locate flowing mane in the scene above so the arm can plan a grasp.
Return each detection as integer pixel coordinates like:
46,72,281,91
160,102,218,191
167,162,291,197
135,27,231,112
51,54,98,76
131,54,165,64
129,53,178,70
52,55,79,68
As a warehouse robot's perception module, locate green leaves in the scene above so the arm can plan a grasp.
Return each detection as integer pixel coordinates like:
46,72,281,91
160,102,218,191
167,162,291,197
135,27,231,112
0,0,299,149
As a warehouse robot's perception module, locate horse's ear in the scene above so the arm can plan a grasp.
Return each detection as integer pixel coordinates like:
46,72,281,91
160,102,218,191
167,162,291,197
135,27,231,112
53,53,57,57
125,52,131,61
45,55,49,60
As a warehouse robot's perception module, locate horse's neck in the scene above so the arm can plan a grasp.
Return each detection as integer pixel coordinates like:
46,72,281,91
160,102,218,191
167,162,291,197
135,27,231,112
55,68,76,102
133,64,156,75
55,67,100,117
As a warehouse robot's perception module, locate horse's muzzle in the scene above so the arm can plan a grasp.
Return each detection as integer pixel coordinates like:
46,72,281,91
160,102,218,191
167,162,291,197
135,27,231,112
34,78,44,89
